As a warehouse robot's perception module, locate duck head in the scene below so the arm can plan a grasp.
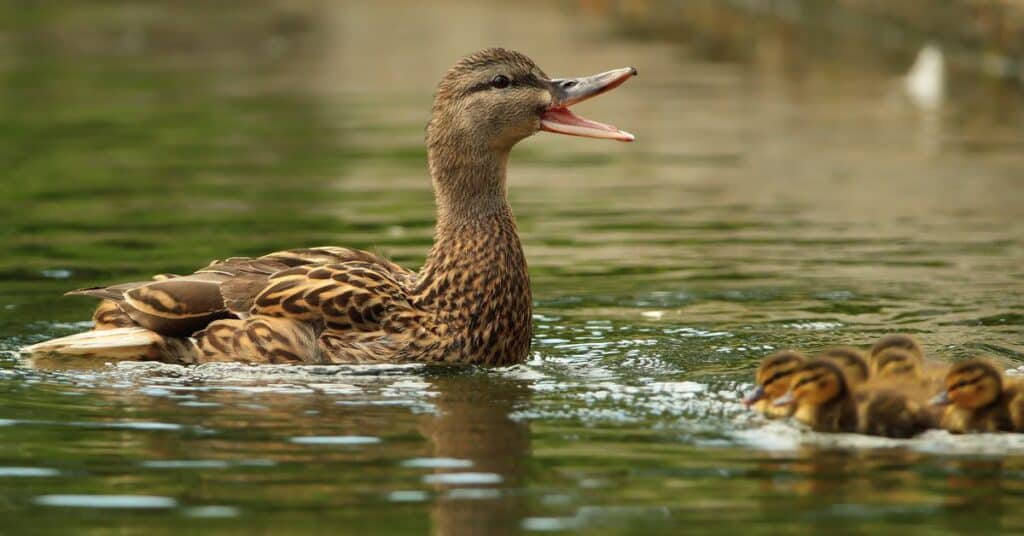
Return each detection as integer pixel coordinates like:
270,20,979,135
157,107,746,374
427,48,635,154
744,350,807,407
773,359,848,408
931,358,1002,409
426,49,636,220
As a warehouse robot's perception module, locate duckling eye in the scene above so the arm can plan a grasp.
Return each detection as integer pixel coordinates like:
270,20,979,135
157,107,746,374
490,75,511,89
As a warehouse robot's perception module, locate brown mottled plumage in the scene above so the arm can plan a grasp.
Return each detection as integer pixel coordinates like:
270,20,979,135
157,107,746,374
23,49,636,366
932,358,1024,433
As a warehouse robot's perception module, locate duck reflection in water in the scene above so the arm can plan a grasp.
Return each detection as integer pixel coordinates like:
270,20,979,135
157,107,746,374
419,372,531,536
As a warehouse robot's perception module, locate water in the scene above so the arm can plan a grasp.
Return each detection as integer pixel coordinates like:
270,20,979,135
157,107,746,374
2,1,1024,534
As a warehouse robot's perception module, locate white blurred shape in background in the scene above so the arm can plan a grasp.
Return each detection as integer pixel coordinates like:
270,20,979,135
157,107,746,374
904,43,945,110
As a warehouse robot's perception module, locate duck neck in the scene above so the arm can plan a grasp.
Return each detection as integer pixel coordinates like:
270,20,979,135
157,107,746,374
417,142,532,365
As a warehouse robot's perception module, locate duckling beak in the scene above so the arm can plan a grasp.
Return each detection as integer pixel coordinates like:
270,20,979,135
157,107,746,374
772,391,796,407
743,386,767,407
930,390,951,406
542,67,637,142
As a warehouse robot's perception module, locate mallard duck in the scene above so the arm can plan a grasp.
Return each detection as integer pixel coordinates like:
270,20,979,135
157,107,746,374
743,350,807,418
774,359,932,438
817,346,869,386
22,49,637,366
931,358,1024,433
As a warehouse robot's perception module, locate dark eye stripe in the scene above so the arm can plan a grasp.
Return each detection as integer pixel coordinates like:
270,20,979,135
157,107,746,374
795,373,824,388
763,368,796,387
951,377,981,391
464,76,544,95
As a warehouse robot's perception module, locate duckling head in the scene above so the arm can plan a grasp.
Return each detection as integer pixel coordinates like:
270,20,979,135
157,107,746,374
818,346,869,385
773,359,848,408
744,350,807,407
931,358,1003,410
872,348,923,378
870,334,924,362
427,48,635,154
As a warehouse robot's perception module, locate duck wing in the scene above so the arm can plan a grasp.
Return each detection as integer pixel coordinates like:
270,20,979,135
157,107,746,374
65,247,415,338
196,260,421,364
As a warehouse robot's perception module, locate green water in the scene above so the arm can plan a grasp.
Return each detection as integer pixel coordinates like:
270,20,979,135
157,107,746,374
2,1,1024,534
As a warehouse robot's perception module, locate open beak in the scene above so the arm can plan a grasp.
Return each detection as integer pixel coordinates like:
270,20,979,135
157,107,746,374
930,390,951,406
743,386,767,407
772,391,796,407
542,67,636,142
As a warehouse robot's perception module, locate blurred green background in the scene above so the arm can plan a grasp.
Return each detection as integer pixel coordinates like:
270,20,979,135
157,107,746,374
0,1,1023,534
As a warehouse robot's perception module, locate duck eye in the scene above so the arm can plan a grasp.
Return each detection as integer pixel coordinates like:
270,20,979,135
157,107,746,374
490,75,511,89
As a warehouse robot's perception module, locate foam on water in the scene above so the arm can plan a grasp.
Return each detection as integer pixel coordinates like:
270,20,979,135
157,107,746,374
34,495,178,509
401,457,475,469
422,472,504,485
290,435,381,445
0,467,60,477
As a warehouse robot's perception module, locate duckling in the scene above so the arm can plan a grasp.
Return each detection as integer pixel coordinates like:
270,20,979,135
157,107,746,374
743,350,807,418
23,49,637,366
772,359,857,433
774,359,932,438
855,386,935,439
871,346,949,396
817,346,869,386
869,334,924,368
872,348,923,379
931,358,1024,433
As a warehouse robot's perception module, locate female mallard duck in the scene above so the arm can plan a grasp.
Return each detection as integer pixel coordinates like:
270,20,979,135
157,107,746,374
931,358,1024,433
23,49,637,366
743,350,807,418
773,359,932,438
817,346,869,386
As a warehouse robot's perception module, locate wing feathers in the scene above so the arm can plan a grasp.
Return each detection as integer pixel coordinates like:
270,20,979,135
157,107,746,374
62,247,417,348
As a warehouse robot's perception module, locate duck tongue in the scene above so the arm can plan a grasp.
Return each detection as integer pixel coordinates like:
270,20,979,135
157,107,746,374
541,66,636,142
541,107,635,142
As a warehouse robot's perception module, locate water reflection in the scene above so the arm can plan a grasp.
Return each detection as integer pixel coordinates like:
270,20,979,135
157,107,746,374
421,373,531,536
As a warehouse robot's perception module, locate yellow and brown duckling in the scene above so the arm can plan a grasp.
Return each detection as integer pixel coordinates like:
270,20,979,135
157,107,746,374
817,346,869,386
870,334,924,367
743,350,807,418
872,347,924,379
772,359,858,433
23,49,637,366
774,359,933,438
931,358,1024,433
871,345,949,395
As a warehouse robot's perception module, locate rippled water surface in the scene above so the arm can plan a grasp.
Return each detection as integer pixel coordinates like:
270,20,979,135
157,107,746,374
2,1,1024,534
